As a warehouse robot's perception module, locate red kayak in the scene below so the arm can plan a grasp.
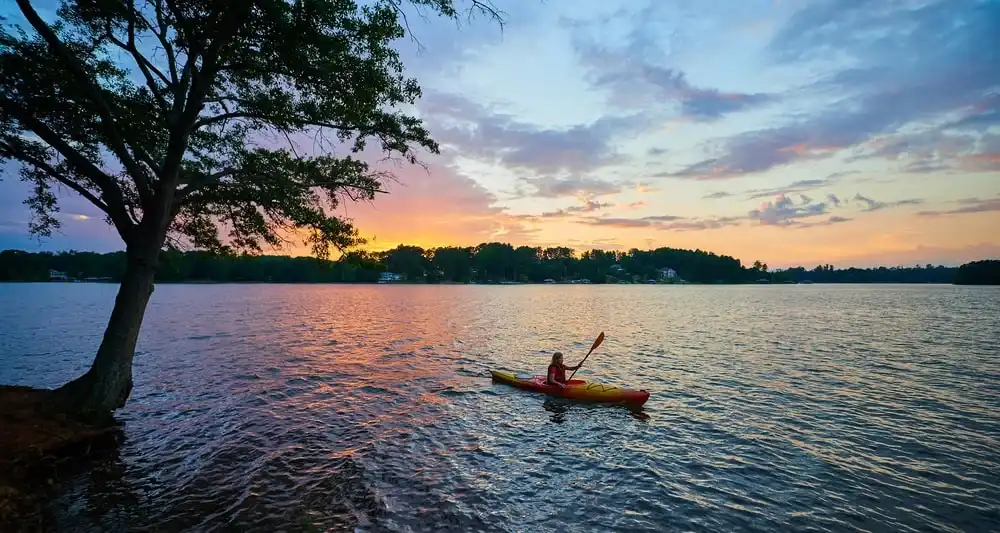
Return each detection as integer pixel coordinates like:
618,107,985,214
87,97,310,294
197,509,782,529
490,370,649,406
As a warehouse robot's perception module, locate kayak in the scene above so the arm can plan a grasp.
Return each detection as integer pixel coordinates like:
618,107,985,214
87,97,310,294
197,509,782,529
490,370,649,407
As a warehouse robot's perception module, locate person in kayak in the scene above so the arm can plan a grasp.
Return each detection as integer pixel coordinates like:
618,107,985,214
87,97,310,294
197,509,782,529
546,352,580,388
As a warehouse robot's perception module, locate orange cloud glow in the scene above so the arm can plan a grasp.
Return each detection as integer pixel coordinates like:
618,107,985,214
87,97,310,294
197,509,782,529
344,163,537,252
959,153,1000,172
778,143,842,154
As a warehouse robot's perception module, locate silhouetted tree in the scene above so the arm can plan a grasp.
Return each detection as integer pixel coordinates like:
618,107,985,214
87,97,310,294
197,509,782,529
0,0,503,415
954,260,1000,285
430,246,473,282
380,245,428,281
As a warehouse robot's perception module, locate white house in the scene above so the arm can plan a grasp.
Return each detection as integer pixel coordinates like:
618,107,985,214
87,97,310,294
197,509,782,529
48,269,68,281
377,272,403,283
610,264,624,273
658,267,677,279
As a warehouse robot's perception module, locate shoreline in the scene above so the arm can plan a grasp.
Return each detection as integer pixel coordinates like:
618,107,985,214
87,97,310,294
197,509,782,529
0,386,123,530
3,280,990,286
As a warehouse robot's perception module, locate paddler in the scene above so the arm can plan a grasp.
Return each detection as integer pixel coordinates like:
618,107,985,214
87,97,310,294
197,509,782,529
546,352,580,388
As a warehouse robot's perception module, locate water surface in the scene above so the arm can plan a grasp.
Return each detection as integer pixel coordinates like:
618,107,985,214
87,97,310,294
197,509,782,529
1,283,998,532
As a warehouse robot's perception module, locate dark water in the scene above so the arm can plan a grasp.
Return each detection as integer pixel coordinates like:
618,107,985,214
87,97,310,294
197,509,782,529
2,283,999,532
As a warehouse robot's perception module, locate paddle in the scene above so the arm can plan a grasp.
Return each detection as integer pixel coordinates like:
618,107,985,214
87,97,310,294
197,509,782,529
567,331,605,381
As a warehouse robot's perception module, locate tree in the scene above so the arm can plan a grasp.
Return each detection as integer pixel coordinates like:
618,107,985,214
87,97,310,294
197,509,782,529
0,0,502,415
473,242,513,281
430,246,473,282
954,259,1000,285
380,244,427,281
511,245,538,282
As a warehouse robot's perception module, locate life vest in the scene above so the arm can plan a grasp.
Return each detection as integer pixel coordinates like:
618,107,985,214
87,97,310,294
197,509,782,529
547,363,566,385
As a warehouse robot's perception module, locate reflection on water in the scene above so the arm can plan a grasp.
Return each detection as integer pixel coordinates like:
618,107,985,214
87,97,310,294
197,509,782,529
1,283,999,532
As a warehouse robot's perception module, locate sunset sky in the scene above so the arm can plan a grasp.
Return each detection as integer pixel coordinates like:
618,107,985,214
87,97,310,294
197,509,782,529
1,0,998,268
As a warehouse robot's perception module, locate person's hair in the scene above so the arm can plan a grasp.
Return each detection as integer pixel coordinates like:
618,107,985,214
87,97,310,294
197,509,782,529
551,352,563,365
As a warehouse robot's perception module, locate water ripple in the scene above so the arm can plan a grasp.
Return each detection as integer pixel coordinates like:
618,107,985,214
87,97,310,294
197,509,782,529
1,283,998,532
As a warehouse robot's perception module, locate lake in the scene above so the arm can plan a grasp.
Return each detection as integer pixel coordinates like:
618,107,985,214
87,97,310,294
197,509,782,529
1,283,999,532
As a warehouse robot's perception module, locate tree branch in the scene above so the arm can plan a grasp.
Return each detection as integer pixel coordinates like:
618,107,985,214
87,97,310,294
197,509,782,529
102,15,170,112
15,0,157,207
193,111,356,133
160,3,251,195
0,94,137,239
0,140,112,216
176,168,239,194
176,169,387,204
151,0,179,85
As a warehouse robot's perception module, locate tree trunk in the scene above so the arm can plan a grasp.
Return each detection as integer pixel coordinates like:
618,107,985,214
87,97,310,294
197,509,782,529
53,240,161,417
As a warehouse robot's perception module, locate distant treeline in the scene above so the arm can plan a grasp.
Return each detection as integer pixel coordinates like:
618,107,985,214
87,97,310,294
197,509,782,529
1,247,997,285
953,260,1000,285
0,245,748,284
771,264,958,284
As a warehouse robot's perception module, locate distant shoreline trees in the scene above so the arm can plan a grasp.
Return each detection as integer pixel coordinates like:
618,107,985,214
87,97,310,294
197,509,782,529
953,260,1000,285
2,245,988,285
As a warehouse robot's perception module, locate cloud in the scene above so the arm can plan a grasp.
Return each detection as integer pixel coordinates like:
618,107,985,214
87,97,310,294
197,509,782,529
0,162,121,251
391,0,552,80
744,180,831,201
634,182,659,195
585,217,654,228
666,0,1000,178
343,161,539,250
904,161,954,174
623,200,648,210
644,215,685,222
958,153,1000,173
846,129,988,173
580,187,909,232
581,214,742,232
703,191,733,199
704,172,849,201
567,199,613,213
791,215,853,229
941,95,1000,132
537,199,615,218
853,194,924,212
569,14,776,121
917,197,1000,217
748,193,828,226
666,137,842,179
521,175,625,199
420,92,649,177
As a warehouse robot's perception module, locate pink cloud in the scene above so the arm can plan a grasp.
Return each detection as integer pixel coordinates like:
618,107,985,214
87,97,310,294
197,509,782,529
340,161,538,250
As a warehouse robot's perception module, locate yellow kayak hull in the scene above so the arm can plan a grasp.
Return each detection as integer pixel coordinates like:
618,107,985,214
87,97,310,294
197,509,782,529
490,370,649,406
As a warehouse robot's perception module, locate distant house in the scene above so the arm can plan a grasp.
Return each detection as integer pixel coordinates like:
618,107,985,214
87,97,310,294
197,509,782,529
377,272,403,284
542,278,557,284
48,269,68,281
658,268,677,279
610,264,624,273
